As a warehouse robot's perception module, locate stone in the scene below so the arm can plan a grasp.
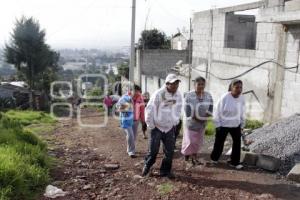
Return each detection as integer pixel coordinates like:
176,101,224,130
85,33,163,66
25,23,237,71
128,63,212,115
133,175,143,179
256,154,281,172
104,164,119,170
134,161,144,167
287,164,300,183
242,152,259,166
256,193,274,199
83,184,92,190
147,182,155,187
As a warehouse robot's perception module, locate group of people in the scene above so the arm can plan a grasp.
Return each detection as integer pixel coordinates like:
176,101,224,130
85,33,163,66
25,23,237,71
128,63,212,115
116,73,246,178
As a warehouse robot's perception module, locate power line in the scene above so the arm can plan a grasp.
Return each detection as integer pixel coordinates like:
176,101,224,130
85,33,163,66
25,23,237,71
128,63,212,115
191,60,299,81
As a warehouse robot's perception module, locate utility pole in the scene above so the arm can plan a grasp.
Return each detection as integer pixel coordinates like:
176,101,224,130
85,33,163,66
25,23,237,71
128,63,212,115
129,0,136,83
188,17,192,91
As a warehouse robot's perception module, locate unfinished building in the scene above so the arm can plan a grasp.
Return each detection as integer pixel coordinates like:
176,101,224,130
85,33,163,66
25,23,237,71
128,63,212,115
191,0,300,122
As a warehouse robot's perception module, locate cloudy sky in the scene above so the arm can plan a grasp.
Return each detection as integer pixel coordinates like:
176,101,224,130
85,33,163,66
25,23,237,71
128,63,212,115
0,0,258,49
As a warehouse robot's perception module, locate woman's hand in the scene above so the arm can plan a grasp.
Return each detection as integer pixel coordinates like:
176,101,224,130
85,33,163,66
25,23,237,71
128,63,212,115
205,110,212,117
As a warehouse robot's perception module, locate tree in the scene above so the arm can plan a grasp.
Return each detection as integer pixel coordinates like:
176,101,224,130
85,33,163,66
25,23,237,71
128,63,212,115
138,29,171,49
107,68,116,84
4,16,60,108
117,62,129,79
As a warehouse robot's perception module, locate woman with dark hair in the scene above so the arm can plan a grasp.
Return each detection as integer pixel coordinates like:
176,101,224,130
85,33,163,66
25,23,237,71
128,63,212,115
132,85,146,140
181,76,213,165
210,79,245,169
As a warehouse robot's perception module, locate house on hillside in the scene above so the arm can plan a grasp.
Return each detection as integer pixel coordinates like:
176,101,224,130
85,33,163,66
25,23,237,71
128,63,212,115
171,33,189,50
0,83,30,109
0,82,44,110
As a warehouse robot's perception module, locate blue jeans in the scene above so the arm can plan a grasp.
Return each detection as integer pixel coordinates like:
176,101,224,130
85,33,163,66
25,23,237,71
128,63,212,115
144,127,176,175
124,127,135,156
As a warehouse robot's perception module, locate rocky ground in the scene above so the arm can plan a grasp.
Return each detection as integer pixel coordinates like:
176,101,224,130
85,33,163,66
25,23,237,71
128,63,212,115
40,109,300,200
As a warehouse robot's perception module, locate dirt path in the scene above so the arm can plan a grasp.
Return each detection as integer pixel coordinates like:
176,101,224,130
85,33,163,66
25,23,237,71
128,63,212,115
40,109,300,200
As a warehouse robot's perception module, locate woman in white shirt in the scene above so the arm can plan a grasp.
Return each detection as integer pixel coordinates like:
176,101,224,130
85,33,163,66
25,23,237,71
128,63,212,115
210,79,245,170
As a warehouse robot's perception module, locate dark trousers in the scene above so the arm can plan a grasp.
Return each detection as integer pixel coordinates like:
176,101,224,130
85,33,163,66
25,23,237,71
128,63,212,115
107,106,112,116
144,127,176,175
210,126,242,166
174,120,182,142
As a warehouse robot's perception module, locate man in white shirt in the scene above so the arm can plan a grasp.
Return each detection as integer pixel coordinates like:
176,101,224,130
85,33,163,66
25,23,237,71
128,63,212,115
142,74,182,178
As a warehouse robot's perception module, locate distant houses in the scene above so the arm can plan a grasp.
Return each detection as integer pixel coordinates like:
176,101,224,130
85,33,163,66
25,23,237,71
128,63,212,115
0,82,45,110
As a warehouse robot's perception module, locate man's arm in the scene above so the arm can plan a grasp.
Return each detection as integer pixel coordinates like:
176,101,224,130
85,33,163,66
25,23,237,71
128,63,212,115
145,92,159,129
175,93,183,125
240,96,246,129
184,94,192,118
213,97,223,128
207,93,214,117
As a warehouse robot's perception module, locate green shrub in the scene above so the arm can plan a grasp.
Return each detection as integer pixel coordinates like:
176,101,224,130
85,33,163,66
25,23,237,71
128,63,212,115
87,87,103,103
0,111,53,200
245,119,264,130
204,119,264,136
0,97,16,111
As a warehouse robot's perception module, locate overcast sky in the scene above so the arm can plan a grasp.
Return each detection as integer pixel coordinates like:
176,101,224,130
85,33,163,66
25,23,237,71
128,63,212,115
0,0,258,49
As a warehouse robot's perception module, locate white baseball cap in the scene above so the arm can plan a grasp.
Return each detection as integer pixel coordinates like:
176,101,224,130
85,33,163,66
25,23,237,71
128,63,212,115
165,74,181,84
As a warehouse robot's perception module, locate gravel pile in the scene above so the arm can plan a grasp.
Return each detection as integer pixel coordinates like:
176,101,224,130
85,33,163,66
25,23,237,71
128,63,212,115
248,113,300,175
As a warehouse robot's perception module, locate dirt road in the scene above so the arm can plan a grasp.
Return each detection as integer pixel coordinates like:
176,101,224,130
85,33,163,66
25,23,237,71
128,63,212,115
40,109,300,200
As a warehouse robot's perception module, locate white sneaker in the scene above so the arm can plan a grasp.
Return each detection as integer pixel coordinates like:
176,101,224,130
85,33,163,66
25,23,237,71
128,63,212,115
230,164,244,170
210,160,218,165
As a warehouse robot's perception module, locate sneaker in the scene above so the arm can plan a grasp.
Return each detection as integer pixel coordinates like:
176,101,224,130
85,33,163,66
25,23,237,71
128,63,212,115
210,159,218,165
130,155,137,158
191,158,196,166
142,166,150,177
230,164,244,170
184,156,190,161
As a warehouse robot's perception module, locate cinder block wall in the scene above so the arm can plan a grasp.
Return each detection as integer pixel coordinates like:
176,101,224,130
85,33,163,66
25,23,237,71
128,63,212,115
281,25,300,117
135,49,190,95
192,1,300,122
139,49,189,78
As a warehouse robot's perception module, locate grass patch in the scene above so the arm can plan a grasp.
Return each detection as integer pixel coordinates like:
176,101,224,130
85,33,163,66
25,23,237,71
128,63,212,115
5,110,55,126
0,111,54,200
24,124,56,135
245,119,264,130
156,183,174,195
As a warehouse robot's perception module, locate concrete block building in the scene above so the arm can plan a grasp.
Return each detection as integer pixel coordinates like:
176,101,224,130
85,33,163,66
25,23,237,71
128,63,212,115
133,49,191,95
192,0,300,122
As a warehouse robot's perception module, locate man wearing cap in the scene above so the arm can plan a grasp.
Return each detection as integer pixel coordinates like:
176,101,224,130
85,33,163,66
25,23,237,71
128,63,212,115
142,74,182,178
